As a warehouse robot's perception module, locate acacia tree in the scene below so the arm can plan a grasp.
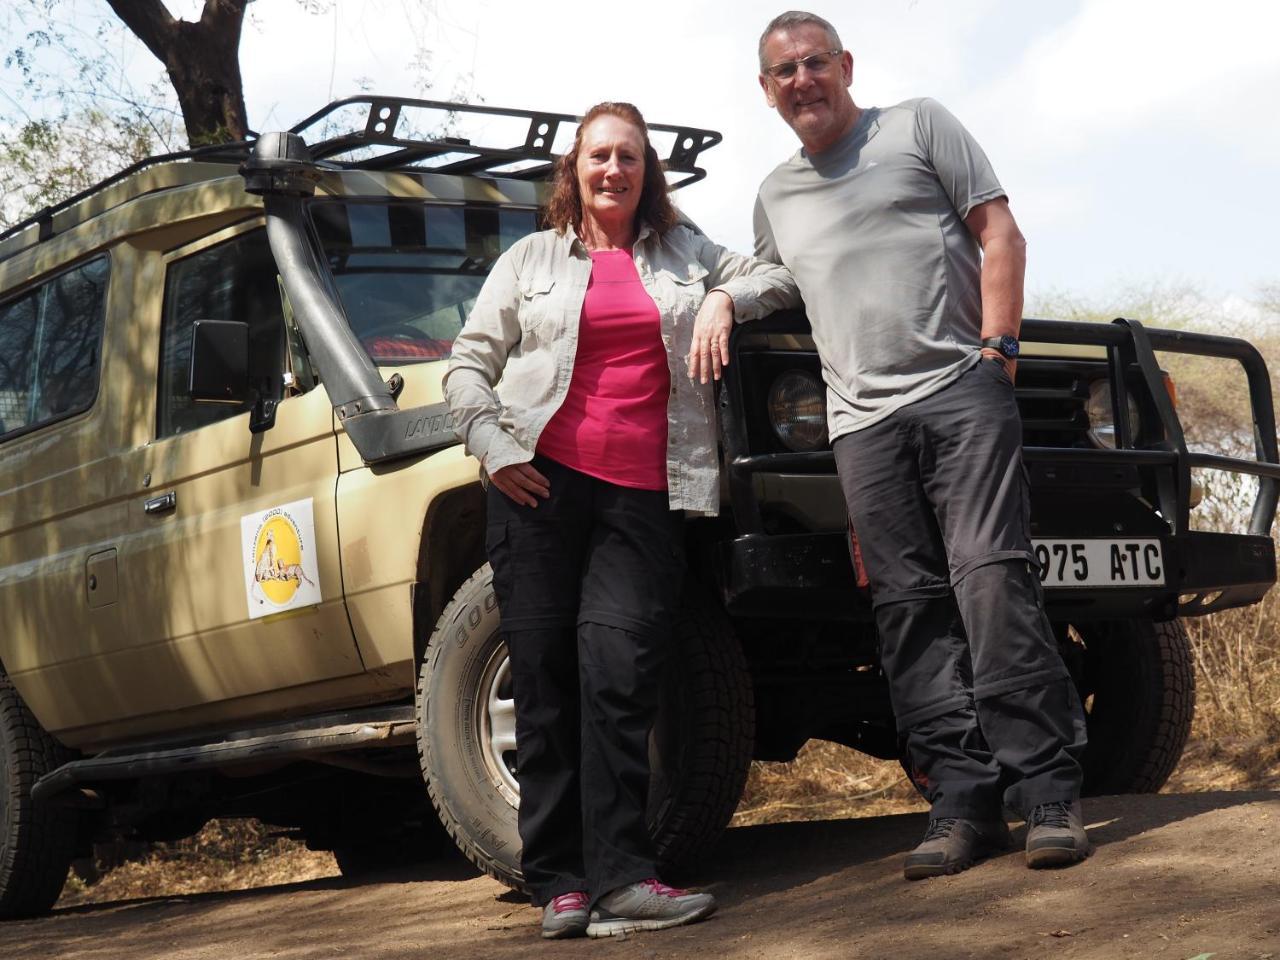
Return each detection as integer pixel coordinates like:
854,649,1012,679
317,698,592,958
105,0,250,144
1,1,463,227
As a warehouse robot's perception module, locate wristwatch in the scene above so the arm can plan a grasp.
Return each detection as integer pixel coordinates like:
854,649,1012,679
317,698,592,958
981,335,1020,360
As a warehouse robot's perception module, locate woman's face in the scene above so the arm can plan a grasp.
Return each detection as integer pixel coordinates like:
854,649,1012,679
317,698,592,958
575,115,646,228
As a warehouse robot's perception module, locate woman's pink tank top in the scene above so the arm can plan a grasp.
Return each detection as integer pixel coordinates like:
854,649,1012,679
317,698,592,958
536,249,670,490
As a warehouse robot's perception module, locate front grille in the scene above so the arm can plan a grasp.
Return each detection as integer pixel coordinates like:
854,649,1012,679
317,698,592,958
1014,360,1100,448
738,352,1110,455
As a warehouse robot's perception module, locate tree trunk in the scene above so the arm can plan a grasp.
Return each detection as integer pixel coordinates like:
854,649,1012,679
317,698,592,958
105,0,250,145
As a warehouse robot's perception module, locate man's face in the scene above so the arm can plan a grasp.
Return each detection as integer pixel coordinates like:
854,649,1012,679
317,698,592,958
759,23,857,152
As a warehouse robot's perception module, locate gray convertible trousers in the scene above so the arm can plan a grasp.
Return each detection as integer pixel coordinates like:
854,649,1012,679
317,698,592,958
833,358,1087,819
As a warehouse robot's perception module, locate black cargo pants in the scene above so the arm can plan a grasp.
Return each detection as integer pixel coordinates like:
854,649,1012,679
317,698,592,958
833,358,1087,819
485,455,684,906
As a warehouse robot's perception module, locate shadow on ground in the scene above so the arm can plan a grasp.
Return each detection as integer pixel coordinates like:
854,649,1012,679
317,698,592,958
4,790,1277,960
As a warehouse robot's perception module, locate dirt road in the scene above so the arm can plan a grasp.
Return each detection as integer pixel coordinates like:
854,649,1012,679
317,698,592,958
5,790,1278,960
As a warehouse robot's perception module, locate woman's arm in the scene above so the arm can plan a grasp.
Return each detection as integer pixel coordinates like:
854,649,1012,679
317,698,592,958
442,249,529,470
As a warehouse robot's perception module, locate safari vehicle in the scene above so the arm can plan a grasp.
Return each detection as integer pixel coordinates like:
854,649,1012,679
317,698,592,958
1,97,1277,919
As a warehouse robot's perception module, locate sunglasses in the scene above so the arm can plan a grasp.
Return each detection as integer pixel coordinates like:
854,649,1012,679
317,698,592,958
764,49,843,82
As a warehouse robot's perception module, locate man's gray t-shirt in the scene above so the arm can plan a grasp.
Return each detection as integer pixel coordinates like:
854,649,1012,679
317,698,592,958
754,97,1006,440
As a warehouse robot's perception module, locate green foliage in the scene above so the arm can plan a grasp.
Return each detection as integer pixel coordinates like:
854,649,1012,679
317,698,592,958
1,1,185,227
0,107,173,229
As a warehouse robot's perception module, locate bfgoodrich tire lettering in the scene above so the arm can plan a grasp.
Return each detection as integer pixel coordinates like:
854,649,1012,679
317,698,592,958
0,674,78,920
416,564,753,890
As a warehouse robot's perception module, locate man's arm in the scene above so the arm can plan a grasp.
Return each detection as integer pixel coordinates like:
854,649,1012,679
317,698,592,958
965,196,1027,379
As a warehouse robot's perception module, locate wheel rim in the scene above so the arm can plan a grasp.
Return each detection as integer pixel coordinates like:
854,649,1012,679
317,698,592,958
473,644,680,820
477,645,520,806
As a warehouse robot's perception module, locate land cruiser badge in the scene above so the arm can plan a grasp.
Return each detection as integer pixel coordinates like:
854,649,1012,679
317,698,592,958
240,499,321,618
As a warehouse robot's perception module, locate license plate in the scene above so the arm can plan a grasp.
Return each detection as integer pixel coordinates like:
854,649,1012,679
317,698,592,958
1032,539,1165,588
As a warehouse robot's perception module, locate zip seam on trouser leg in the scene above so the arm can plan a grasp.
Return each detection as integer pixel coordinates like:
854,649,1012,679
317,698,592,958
972,666,1070,701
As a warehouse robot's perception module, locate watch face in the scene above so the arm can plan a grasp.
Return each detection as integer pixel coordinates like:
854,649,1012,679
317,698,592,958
999,335,1020,358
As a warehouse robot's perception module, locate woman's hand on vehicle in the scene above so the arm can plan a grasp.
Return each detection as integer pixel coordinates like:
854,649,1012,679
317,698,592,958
490,462,551,507
687,289,735,384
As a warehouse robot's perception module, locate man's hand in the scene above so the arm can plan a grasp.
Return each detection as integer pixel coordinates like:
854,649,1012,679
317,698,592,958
980,347,1017,385
687,289,735,384
489,462,550,507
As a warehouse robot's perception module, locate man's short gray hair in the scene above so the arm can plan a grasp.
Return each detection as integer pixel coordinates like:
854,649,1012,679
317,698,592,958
758,11,843,72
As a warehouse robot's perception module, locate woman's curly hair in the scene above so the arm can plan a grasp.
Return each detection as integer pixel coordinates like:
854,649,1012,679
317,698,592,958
542,101,678,237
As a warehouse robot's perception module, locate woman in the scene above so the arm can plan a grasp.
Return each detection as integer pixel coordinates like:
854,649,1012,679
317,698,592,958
443,102,797,940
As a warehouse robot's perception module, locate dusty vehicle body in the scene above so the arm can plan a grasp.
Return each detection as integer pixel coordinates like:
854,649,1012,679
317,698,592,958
0,97,1276,918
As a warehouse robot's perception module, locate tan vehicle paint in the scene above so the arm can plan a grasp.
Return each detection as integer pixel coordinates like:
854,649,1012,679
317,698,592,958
0,164,511,749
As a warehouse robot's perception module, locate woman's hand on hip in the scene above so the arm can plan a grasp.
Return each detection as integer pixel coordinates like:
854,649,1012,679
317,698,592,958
490,462,551,507
687,289,734,384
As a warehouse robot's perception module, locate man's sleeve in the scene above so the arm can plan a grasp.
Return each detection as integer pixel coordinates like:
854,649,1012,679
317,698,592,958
753,193,783,263
914,98,1006,218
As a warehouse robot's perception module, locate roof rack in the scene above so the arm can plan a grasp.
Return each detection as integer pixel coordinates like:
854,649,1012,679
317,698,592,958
0,140,254,250
0,97,722,254
293,96,722,189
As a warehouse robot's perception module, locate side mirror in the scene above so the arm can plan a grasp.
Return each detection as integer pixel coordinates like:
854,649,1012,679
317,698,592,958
189,319,249,404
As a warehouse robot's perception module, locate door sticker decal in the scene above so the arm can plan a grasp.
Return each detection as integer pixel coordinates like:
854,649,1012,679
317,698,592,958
241,498,322,618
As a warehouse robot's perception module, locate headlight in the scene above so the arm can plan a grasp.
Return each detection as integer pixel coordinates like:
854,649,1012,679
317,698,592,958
1085,379,1141,448
767,370,828,452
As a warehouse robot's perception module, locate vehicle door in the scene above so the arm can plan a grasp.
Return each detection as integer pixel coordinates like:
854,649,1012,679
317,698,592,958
112,221,364,727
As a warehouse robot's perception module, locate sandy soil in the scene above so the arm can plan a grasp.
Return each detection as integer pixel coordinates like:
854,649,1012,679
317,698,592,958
5,790,1278,960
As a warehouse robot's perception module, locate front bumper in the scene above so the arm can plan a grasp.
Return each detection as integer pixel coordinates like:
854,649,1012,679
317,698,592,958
719,528,1276,622
717,315,1280,624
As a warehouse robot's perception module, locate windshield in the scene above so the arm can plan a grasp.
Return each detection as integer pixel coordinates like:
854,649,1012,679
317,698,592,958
310,200,537,364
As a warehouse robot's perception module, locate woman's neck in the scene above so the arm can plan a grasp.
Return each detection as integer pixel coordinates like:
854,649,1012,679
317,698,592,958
578,213,636,252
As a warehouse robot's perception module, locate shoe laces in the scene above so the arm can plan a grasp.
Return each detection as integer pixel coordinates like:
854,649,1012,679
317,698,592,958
550,891,589,914
640,877,688,898
922,817,959,842
1030,801,1070,828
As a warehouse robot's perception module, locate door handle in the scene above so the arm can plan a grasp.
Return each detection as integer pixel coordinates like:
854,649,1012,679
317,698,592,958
143,491,177,515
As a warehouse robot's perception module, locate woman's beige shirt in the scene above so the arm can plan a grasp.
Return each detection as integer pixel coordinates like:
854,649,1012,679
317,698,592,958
443,222,799,515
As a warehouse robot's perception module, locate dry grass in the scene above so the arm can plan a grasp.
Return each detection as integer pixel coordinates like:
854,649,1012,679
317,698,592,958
1185,587,1280,740
58,820,337,908
732,741,926,827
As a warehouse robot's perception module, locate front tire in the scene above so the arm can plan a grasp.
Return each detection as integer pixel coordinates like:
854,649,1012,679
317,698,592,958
416,565,753,890
1060,619,1195,795
0,674,78,920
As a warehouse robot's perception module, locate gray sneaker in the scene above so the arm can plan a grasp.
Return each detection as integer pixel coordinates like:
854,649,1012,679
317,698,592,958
585,878,716,938
1025,800,1092,868
541,891,589,939
903,817,1012,880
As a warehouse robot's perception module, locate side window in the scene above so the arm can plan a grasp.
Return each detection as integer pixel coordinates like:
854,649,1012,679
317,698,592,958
0,257,108,441
157,229,286,439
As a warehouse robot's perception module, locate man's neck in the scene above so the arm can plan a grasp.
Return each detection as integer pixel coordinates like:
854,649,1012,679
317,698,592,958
801,103,863,156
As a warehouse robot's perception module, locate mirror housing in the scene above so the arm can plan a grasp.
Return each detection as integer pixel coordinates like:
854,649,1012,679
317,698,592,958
189,319,249,404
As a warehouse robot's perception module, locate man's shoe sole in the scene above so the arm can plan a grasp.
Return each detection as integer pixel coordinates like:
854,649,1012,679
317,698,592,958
903,826,1011,881
903,852,987,881
1027,842,1093,869
585,902,716,938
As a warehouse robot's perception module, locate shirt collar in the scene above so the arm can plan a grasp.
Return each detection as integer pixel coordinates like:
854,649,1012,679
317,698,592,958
562,220,652,256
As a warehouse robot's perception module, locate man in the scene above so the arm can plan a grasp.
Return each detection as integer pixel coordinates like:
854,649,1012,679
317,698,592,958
751,10,1090,879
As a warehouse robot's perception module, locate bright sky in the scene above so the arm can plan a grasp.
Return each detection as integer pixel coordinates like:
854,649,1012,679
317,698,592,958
14,0,1280,309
